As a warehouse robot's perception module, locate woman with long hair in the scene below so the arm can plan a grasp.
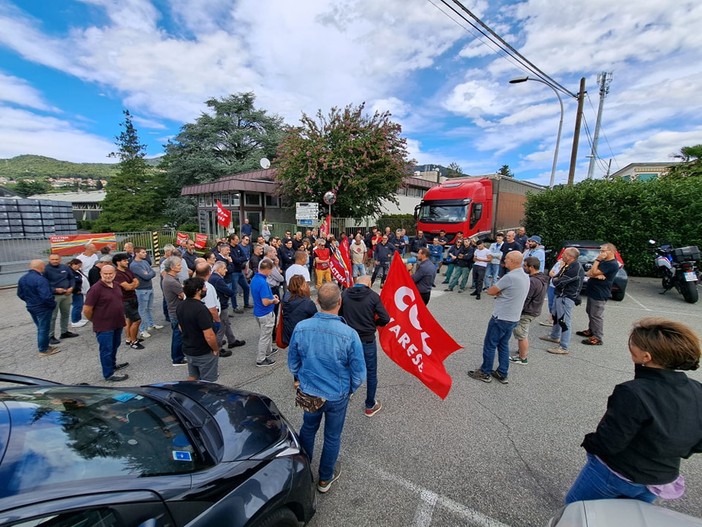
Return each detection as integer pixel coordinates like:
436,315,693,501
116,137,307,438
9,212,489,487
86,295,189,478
565,317,702,504
282,275,318,388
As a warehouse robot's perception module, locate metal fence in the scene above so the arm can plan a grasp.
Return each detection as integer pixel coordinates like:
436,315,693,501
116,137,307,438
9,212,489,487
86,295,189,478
0,219,384,287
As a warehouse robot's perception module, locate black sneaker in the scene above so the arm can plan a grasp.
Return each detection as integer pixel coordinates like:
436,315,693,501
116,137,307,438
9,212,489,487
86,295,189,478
317,466,342,493
491,370,509,384
256,358,276,367
228,339,246,348
49,336,61,345
106,373,129,382
468,370,492,383
172,359,188,366
114,362,129,371
267,348,280,357
130,342,145,350
219,349,232,357
60,331,79,339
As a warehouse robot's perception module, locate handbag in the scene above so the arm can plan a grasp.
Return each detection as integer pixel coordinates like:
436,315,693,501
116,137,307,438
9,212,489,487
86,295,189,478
275,302,288,349
295,389,326,413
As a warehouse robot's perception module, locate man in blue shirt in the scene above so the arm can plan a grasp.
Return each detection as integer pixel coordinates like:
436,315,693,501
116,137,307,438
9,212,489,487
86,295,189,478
250,258,280,367
18,260,59,356
288,282,366,493
44,253,78,344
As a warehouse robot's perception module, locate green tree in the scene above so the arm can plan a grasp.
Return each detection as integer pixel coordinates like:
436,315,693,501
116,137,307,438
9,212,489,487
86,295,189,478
667,144,702,178
275,102,413,218
13,179,50,197
160,92,285,225
93,110,169,232
447,162,463,178
497,164,513,177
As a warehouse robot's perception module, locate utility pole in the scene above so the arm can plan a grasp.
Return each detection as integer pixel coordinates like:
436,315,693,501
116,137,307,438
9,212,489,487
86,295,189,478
586,72,613,179
567,77,586,186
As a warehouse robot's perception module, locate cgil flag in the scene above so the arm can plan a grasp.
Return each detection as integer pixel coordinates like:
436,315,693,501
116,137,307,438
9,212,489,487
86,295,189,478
216,200,232,227
378,254,463,399
329,237,353,288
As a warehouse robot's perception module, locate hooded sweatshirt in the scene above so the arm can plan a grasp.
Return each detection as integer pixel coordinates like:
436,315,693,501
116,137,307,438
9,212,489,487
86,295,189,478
340,284,391,342
522,271,550,317
282,294,318,345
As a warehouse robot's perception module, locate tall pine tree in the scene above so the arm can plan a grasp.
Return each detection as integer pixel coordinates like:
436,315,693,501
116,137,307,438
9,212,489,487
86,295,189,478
93,110,170,232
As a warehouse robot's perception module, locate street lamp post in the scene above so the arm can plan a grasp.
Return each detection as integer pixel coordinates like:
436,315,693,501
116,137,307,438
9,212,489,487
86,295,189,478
509,76,564,189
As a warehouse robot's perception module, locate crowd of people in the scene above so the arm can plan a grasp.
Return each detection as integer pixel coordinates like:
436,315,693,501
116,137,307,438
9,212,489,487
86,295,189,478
15,224,702,502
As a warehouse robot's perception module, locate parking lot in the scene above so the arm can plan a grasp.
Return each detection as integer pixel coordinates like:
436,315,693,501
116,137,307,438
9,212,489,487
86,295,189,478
1,276,701,526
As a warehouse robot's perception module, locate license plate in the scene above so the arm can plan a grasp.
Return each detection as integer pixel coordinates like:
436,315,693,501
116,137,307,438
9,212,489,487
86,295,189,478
684,271,697,282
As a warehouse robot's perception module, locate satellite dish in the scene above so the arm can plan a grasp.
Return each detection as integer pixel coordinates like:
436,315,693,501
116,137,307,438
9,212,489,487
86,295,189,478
260,158,271,169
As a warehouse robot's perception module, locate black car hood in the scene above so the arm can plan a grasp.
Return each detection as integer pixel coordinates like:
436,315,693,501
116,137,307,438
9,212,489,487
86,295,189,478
145,382,288,463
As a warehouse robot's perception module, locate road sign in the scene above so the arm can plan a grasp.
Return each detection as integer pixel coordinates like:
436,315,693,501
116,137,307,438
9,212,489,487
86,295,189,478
296,202,320,221
297,219,314,226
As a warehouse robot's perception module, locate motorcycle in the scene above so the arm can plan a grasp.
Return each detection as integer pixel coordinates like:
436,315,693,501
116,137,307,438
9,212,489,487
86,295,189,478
648,240,700,304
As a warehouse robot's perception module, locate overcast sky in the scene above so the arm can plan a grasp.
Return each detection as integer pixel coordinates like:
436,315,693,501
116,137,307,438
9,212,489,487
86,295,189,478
0,0,699,185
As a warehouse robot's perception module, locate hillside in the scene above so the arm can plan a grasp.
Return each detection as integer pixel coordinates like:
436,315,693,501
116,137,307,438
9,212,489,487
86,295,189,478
0,155,119,180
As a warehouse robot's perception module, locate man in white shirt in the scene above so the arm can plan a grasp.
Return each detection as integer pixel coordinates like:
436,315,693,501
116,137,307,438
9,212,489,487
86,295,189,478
285,250,311,285
470,240,491,300
350,234,367,277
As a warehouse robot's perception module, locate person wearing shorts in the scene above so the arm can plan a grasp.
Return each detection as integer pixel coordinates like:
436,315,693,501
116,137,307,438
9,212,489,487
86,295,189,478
509,256,549,365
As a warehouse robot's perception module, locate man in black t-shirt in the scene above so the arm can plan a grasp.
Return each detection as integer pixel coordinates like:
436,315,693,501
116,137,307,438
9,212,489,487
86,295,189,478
176,277,220,382
576,243,621,346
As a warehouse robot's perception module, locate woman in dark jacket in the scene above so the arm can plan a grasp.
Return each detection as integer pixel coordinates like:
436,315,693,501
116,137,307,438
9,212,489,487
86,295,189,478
565,317,702,504
282,275,317,387
67,258,85,326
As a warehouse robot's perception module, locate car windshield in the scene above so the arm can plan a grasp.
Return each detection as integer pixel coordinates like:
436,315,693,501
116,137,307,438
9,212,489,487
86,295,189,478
577,248,600,263
0,387,210,498
417,203,467,224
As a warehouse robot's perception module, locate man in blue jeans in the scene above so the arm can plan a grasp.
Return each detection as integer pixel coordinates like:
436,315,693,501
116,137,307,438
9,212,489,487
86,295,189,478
469,251,529,385
288,283,366,493
340,275,390,417
17,260,59,357
83,264,130,382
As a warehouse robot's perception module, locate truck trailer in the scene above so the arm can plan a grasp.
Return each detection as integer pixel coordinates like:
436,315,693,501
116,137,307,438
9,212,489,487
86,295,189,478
414,175,543,243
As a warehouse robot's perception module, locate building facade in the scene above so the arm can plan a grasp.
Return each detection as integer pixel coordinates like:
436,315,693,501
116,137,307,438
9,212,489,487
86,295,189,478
180,168,436,237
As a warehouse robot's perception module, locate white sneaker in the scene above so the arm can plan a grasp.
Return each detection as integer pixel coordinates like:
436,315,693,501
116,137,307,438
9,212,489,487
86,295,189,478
71,319,89,328
149,324,164,330
140,331,152,339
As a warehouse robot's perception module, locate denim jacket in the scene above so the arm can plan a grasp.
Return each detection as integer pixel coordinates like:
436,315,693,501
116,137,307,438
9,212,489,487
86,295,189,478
288,312,366,401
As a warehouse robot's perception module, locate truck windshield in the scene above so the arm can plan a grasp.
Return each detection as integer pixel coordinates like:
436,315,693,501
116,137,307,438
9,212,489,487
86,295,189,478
417,203,467,223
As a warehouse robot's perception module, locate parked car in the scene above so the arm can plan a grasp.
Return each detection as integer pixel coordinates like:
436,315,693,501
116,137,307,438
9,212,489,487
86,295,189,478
547,499,702,526
0,373,316,527
556,241,628,301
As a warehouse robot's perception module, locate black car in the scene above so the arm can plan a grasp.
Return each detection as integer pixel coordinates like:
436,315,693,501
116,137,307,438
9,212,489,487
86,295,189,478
0,373,316,527
556,241,628,301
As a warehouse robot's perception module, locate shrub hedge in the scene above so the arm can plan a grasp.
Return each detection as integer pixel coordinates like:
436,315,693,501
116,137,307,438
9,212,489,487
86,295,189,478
524,177,702,277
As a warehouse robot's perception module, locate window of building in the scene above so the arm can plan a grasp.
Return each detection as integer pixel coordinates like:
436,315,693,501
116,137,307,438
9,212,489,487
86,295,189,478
231,193,241,207
244,193,261,206
265,195,280,208
204,194,212,207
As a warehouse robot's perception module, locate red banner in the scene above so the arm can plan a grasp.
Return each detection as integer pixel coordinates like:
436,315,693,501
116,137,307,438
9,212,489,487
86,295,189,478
194,233,209,250
319,214,331,238
49,233,117,256
329,238,353,287
216,200,232,227
176,232,189,247
378,254,462,399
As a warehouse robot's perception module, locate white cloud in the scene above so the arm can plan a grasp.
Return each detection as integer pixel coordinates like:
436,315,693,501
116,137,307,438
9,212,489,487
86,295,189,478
0,106,115,163
0,71,60,112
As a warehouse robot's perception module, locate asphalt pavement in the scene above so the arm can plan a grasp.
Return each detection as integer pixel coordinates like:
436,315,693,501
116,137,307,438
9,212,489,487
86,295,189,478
1,275,701,526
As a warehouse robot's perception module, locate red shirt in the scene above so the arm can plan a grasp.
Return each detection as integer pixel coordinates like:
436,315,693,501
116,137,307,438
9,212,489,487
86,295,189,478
313,247,331,270
84,280,126,333
114,268,137,300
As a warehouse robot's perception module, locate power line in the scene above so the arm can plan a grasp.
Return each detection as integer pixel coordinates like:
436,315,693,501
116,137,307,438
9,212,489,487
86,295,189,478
435,0,577,98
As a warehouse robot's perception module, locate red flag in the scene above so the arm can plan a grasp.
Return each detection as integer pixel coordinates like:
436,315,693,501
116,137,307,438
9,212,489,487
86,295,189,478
319,214,331,237
329,240,352,287
216,200,232,227
378,254,462,399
